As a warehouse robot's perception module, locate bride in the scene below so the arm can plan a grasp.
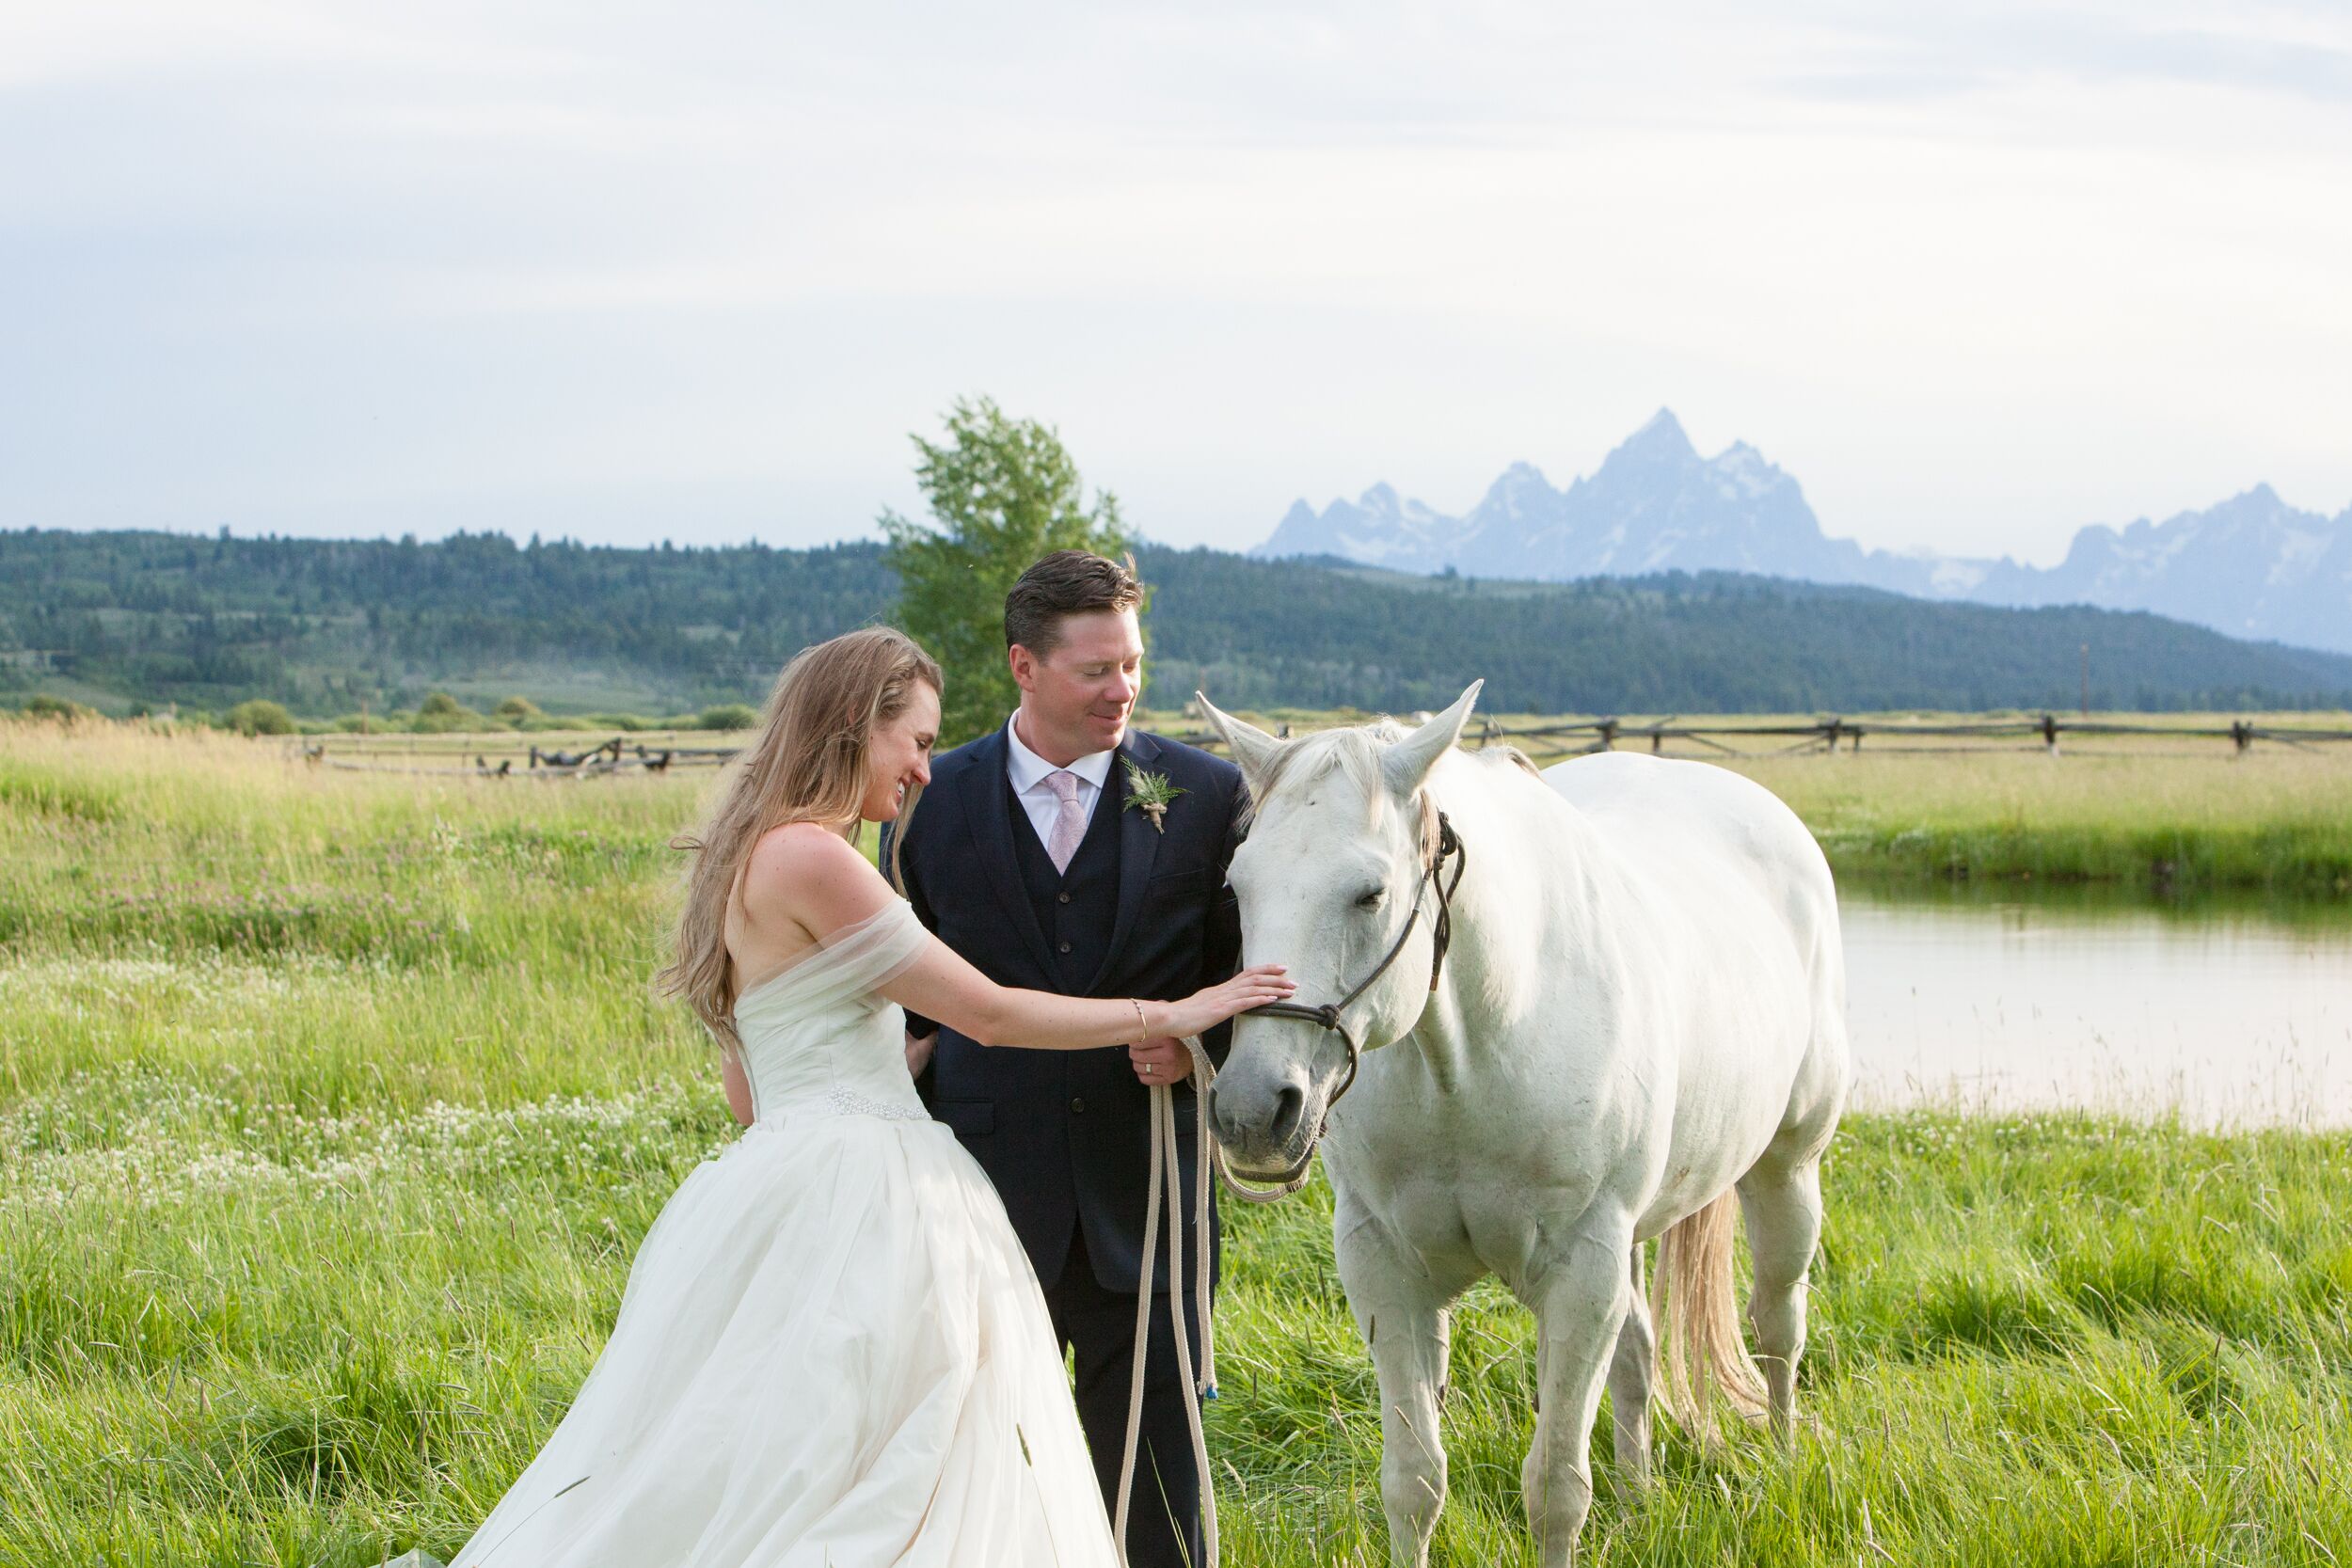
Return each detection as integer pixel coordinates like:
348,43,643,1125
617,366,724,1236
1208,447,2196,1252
450,626,1291,1566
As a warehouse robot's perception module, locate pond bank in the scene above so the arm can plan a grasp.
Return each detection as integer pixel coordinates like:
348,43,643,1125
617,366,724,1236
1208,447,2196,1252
1728,751,2352,898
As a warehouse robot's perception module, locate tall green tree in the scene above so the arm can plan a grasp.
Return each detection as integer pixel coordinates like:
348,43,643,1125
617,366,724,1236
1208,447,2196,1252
881,396,1129,742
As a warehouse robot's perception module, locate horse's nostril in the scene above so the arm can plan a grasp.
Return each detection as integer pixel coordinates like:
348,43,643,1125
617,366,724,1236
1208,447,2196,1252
1268,1084,1306,1144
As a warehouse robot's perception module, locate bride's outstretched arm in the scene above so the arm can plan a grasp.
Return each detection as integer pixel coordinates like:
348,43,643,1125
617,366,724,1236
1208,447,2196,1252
741,821,1292,1053
882,934,1291,1051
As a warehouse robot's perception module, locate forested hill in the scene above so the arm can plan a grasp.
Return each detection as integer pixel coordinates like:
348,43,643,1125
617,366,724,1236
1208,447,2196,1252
5,528,2351,721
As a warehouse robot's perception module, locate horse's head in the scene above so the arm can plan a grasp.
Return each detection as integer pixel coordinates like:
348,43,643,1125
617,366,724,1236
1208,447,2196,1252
1199,681,1481,1181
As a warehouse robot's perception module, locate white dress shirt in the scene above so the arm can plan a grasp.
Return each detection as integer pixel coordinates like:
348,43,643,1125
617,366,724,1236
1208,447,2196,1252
1005,713,1116,851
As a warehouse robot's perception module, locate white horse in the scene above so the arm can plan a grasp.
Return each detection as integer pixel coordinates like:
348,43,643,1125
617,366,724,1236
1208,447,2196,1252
1199,684,1849,1567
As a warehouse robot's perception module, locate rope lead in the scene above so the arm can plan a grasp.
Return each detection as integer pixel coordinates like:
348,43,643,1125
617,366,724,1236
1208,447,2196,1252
1115,1036,1221,1568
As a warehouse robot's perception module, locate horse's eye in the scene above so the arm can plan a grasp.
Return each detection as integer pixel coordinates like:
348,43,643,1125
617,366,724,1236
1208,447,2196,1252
1355,887,1386,911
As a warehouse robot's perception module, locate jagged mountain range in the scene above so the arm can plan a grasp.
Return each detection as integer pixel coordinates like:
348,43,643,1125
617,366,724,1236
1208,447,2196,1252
1253,410,2352,656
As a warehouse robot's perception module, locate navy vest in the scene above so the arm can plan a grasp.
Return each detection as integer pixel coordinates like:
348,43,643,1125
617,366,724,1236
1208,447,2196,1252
1009,775,1123,993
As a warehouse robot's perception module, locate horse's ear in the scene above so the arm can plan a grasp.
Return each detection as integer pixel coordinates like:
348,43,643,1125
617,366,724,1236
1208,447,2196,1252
1196,691,1283,793
1382,680,1483,796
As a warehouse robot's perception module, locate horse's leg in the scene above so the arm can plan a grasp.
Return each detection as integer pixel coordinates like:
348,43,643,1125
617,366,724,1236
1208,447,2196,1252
1522,1221,1635,1568
1528,1244,1649,1515
1606,1242,1655,1481
1737,1157,1825,1440
1338,1222,1453,1568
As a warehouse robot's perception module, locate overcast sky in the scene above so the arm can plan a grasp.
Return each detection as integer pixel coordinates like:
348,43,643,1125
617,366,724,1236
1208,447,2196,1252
4,1,2348,564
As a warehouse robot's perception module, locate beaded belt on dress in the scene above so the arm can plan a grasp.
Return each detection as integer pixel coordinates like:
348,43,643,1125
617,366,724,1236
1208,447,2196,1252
821,1087,930,1122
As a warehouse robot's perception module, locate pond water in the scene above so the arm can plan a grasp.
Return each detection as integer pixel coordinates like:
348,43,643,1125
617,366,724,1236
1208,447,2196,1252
1842,887,2352,1127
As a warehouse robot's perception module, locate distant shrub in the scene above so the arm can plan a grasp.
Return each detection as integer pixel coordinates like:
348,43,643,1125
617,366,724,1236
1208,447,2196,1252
698,704,758,731
408,691,490,733
581,713,647,732
18,695,99,723
413,710,483,734
227,699,297,736
495,695,544,722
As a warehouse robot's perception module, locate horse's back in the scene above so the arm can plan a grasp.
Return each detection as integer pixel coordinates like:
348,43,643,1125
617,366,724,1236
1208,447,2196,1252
1540,752,1836,926
1539,751,1849,1179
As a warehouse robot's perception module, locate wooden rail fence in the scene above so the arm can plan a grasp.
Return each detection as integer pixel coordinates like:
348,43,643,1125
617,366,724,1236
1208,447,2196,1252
1446,715,2352,760
298,712,2352,779
1151,714,2352,761
305,737,739,778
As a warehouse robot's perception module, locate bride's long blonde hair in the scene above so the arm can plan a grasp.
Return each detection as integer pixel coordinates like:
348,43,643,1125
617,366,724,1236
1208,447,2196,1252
657,626,941,1047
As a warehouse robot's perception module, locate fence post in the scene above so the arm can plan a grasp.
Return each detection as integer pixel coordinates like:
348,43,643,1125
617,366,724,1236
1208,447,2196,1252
2232,720,2252,755
2042,714,2059,756
1598,718,1619,752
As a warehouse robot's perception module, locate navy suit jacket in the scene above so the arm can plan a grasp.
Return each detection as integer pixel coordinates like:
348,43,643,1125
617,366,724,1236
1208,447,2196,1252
887,723,1244,1293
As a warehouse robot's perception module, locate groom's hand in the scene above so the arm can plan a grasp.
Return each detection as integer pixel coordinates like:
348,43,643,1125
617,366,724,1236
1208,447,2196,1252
1128,1036,1192,1085
905,1029,937,1079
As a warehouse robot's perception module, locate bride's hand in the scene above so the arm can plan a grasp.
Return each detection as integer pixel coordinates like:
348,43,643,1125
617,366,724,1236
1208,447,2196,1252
1158,964,1295,1040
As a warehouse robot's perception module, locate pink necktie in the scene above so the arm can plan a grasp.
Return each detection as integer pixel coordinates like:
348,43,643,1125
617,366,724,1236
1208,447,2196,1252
1043,769,1086,874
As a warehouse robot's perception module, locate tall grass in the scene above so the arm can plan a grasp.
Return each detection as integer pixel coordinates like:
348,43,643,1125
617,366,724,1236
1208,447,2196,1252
1735,749,2352,896
6,723,2352,1565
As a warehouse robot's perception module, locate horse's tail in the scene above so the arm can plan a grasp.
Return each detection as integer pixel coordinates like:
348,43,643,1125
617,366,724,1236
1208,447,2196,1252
1649,1189,1770,1436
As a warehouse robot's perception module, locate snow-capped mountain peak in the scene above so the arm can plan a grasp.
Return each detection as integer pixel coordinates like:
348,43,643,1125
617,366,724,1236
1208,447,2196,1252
1625,406,1694,454
1249,414,2352,655
1711,441,1782,501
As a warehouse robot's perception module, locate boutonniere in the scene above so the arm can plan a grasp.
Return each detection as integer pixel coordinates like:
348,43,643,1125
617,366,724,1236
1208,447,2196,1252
1122,759,1187,833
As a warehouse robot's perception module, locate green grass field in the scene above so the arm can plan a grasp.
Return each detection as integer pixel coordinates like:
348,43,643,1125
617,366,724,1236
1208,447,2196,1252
7,724,2352,1565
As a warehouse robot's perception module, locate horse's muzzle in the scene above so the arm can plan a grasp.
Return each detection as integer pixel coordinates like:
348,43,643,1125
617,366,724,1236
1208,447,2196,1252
1207,1056,1325,1176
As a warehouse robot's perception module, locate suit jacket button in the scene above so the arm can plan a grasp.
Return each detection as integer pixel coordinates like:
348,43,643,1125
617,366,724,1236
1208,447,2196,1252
1057,892,1072,904
1070,1096,1086,1114
1058,940,1073,953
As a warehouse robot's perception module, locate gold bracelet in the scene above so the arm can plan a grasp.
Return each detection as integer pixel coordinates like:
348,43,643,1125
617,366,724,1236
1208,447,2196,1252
1129,997,1150,1043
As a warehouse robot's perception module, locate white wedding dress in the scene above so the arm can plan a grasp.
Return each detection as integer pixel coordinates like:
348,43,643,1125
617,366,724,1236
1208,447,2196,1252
452,900,1120,1567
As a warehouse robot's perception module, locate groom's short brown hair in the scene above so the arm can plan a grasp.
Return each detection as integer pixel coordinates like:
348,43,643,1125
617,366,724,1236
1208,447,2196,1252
1004,550,1145,657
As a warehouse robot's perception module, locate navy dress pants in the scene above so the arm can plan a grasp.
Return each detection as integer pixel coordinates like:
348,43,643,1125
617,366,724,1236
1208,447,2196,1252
1042,1223,1208,1568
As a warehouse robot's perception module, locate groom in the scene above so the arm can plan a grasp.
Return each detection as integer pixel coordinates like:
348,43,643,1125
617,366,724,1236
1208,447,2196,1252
889,549,1245,1568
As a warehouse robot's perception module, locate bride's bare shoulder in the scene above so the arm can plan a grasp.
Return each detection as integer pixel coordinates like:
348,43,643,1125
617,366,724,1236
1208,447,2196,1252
740,822,888,933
